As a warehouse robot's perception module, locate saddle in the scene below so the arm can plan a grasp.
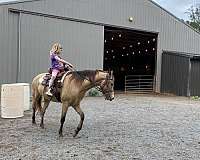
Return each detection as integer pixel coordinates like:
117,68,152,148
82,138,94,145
41,68,66,88
41,67,71,102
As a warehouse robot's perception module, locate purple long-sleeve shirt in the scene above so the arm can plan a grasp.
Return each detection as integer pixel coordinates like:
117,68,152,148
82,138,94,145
50,52,64,70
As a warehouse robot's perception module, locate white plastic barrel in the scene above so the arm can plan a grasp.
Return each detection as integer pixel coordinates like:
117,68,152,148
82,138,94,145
1,83,30,118
20,83,30,111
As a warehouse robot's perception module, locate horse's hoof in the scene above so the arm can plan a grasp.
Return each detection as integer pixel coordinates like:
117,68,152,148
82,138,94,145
73,131,78,138
73,134,77,138
59,133,63,137
32,122,37,126
40,124,44,129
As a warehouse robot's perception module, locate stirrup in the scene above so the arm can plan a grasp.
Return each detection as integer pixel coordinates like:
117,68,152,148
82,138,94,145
46,89,53,96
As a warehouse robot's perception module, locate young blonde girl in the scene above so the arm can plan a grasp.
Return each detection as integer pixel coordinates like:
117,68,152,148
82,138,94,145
46,43,73,96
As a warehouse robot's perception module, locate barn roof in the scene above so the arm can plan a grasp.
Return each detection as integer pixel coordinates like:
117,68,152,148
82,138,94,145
0,0,199,35
0,0,40,6
163,50,200,60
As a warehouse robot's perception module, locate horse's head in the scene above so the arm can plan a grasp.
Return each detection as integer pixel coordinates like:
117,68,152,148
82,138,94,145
99,71,115,101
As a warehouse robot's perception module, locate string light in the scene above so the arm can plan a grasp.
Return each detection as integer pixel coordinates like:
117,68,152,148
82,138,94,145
104,31,156,71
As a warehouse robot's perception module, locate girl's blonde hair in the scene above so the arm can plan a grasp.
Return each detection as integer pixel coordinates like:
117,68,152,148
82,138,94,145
50,43,62,54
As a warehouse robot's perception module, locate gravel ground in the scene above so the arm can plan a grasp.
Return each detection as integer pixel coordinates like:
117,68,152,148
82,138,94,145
1,94,200,160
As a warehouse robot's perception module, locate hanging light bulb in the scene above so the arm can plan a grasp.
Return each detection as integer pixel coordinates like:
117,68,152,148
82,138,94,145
139,51,141,53
145,49,148,52
127,53,129,56
122,54,124,57
153,38,156,42
111,50,114,53
111,37,114,40
153,48,155,51
113,56,115,59
119,34,122,37
106,51,109,53
148,41,150,44
132,52,135,55
105,40,107,43
138,42,140,45
123,47,126,50
129,45,133,48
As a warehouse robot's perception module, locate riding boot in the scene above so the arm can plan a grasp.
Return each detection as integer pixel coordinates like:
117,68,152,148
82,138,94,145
46,76,56,96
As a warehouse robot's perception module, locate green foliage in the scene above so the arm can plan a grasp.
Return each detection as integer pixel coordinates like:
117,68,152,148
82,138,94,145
191,96,200,100
88,88,102,97
186,5,200,32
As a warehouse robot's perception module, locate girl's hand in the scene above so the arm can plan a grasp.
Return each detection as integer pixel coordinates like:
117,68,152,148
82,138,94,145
67,63,73,68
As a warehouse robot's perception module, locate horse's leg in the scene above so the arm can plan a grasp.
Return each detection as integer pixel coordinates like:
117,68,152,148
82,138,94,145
32,97,37,125
40,99,50,129
59,102,69,137
32,90,42,125
72,104,85,137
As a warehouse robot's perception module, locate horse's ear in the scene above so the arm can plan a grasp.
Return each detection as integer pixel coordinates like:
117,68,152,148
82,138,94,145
107,69,110,74
110,70,113,78
111,70,113,75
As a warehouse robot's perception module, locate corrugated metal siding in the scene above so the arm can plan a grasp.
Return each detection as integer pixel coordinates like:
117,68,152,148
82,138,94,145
161,52,190,96
0,8,19,84
0,7,5,84
190,60,200,96
0,0,200,91
6,0,200,52
19,13,103,83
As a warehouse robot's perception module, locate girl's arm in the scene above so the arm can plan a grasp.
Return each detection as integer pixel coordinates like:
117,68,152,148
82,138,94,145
55,55,73,67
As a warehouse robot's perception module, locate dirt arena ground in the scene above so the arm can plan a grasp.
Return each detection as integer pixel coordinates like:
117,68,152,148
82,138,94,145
1,94,200,160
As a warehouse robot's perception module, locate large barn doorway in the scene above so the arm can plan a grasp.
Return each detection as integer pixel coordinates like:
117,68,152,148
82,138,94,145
103,26,158,92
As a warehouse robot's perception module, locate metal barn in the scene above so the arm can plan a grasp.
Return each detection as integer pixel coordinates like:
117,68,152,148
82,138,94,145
0,0,200,94
161,51,200,96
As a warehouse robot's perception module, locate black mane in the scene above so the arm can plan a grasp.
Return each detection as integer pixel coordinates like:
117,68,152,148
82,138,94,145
70,70,98,83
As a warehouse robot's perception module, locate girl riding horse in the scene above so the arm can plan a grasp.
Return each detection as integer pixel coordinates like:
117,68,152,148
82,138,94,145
46,43,73,96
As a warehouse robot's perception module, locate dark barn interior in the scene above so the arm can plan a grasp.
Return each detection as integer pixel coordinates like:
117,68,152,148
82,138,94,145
103,26,158,91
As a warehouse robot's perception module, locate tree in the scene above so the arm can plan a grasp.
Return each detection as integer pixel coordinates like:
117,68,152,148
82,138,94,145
186,5,200,32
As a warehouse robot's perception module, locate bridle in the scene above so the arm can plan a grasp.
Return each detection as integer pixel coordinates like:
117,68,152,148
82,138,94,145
95,75,114,95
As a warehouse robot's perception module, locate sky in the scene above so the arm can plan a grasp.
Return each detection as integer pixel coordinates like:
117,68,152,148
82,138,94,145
152,0,200,20
0,0,199,20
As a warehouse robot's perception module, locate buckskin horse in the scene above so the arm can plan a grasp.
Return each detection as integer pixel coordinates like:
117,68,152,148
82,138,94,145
31,70,114,137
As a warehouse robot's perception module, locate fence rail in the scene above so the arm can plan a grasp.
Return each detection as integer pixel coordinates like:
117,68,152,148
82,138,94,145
125,75,154,93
